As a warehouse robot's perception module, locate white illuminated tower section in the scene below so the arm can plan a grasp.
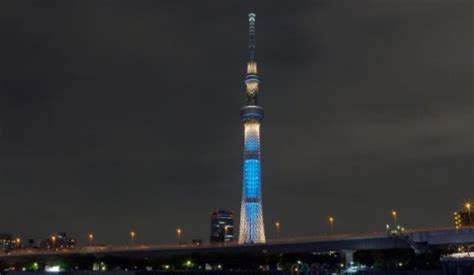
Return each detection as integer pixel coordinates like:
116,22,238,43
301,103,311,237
238,13,266,244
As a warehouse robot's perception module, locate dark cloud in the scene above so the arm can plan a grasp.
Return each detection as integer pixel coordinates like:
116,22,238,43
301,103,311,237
0,0,472,244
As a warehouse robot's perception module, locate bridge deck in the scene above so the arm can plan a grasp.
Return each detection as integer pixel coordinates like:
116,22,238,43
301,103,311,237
1,228,472,261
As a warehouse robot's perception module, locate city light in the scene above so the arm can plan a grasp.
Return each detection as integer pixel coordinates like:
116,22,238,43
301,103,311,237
391,210,398,228
45,265,61,272
130,230,136,246
51,235,56,249
88,233,94,246
465,201,472,224
183,260,194,268
328,217,335,235
275,221,280,239
176,228,182,243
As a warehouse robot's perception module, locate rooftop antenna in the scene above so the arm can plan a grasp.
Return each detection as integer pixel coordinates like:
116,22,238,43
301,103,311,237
248,13,256,61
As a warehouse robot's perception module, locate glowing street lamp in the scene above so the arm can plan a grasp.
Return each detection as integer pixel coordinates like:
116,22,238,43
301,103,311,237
465,202,472,224
15,237,21,249
328,217,334,235
176,228,182,244
88,233,94,246
130,230,136,246
275,221,281,239
51,235,56,250
391,210,398,228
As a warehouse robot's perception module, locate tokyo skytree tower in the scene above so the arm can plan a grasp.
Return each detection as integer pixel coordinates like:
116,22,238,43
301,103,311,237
238,13,266,244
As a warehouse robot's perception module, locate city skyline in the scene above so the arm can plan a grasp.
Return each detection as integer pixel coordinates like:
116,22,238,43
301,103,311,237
0,0,472,246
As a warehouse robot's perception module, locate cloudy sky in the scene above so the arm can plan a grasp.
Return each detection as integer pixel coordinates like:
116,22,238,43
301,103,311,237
0,0,472,245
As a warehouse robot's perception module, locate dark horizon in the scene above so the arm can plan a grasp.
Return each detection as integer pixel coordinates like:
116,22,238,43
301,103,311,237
0,0,472,245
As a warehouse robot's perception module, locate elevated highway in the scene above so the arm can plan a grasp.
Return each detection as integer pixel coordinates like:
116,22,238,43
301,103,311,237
1,227,472,264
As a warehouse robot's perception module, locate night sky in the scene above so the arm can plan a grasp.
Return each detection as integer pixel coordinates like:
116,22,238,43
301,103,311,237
0,1,472,245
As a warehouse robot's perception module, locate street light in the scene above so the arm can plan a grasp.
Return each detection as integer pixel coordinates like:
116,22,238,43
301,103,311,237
176,228,182,244
465,202,472,224
51,235,56,250
275,221,281,239
328,217,334,235
391,210,398,228
15,237,21,249
88,233,94,246
130,230,136,246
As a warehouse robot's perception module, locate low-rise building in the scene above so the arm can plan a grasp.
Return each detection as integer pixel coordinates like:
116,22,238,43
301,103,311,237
40,232,76,250
0,233,15,252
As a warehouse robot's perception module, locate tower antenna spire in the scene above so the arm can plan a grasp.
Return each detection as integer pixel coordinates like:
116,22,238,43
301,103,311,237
248,13,256,61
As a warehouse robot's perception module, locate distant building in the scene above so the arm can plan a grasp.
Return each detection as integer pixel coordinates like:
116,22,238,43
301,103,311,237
454,211,473,229
191,239,203,246
40,232,76,250
25,239,37,248
210,210,234,243
0,233,14,252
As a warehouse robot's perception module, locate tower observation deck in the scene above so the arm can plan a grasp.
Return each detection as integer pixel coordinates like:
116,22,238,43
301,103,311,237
238,13,266,244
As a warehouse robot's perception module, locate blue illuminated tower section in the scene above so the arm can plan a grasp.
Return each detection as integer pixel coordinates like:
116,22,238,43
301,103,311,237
238,13,266,244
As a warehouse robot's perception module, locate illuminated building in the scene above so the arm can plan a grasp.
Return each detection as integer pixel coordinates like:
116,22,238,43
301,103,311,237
454,211,473,229
0,233,14,252
238,13,266,244
210,210,234,243
40,232,76,250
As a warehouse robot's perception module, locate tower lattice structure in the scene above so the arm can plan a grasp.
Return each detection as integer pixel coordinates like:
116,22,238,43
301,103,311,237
238,13,266,244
